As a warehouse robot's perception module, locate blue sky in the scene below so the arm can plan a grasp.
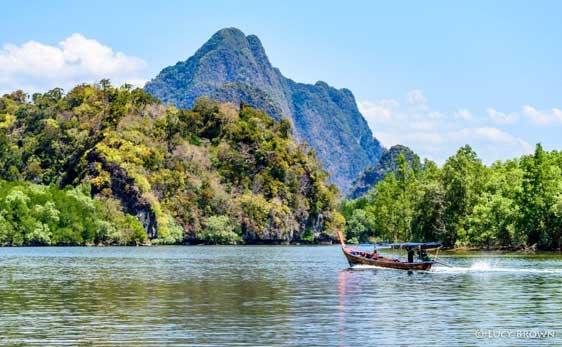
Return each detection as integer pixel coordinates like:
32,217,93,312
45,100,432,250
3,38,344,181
1,0,561,164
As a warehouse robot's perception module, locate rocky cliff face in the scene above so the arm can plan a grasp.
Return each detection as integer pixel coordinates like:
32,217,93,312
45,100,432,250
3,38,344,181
145,28,384,192
348,145,421,199
0,83,343,243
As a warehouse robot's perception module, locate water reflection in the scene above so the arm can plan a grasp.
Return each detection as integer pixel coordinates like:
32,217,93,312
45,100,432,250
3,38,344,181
0,246,561,346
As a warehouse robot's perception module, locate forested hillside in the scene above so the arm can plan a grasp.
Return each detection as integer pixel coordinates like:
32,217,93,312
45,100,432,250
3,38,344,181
145,28,384,191
348,145,420,199
0,81,343,246
3,82,562,250
341,145,562,250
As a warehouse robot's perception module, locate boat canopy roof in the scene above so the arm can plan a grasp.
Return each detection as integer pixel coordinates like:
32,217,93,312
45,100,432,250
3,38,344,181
375,242,442,250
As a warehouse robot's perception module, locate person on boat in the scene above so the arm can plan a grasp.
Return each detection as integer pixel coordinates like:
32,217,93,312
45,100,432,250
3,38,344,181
371,249,378,259
407,249,415,263
418,249,431,262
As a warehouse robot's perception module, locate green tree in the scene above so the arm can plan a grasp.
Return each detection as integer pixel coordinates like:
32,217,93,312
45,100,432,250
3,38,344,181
441,145,486,247
345,208,376,243
517,144,561,248
200,215,241,244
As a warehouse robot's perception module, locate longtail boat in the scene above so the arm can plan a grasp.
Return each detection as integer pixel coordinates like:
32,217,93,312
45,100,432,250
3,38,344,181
336,231,441,271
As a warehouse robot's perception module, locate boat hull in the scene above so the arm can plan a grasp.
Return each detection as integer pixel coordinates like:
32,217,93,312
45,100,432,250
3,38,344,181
342,248,433,271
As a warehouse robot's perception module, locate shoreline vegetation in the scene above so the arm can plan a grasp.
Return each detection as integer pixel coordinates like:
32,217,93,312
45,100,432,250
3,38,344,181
340,144,562,252
1,81,562,251
1,241,560,256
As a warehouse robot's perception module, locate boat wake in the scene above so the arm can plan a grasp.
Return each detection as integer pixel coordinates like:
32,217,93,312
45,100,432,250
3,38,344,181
431,260,562,274
351,264,389,270
350,261,562,274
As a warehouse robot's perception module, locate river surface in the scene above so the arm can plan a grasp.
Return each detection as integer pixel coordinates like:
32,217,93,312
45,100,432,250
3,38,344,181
0,246,561,346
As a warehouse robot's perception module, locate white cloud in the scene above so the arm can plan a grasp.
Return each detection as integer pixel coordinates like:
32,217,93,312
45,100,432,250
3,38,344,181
406,89,427,107
555,109,562,122
454,108,472,120
523,105,549,124
359,90,535,164
522,105,562,125
0,33,147,93
357,99,399,126
486,108,519,124
452,127,532,152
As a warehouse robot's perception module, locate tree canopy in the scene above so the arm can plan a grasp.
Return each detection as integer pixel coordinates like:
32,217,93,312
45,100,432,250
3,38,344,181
341,145,562,250
0,82,342,245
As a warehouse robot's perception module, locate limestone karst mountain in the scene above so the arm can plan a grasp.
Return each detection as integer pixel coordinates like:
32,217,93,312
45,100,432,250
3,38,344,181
145,27,384,191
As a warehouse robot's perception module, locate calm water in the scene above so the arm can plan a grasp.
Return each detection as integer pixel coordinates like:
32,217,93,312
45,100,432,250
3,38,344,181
1,246,562,346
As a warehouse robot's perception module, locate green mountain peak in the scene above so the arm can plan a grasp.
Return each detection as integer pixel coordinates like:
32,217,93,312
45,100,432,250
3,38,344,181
145,27,384,191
